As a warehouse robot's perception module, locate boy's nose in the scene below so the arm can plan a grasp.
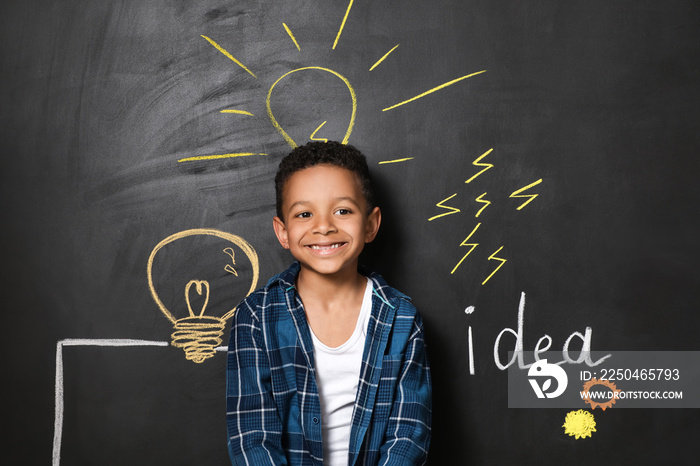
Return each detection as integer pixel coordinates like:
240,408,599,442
312,213,337,234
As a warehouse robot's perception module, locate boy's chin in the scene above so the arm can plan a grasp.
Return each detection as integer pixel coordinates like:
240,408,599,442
297,260,360,278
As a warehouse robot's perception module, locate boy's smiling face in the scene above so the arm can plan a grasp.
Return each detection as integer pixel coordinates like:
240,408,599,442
273,164,381,280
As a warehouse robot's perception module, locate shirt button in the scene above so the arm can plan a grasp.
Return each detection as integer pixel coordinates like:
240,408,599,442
312,417,319,424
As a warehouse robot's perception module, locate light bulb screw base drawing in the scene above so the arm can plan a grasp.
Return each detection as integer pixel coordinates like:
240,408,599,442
170,315,226,364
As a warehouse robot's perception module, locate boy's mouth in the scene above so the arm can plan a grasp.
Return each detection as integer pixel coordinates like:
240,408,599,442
307,242,346,251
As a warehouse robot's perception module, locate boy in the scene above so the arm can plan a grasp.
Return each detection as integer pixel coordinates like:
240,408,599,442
226,141,431,465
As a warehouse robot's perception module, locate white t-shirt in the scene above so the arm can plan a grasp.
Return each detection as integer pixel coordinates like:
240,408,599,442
310,278,373,466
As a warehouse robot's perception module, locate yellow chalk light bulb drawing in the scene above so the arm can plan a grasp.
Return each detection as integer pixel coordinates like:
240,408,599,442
266,66,357,149
185,1,487,162
147,229,259,363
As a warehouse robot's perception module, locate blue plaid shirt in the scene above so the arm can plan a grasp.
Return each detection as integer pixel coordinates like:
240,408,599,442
226,262,431,465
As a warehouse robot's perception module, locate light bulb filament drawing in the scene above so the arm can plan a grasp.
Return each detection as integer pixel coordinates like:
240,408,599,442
185,280,210,317
147,229,260,363
310,121,329,142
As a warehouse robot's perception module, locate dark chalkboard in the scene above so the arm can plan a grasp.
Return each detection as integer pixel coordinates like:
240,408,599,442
3,0,699,464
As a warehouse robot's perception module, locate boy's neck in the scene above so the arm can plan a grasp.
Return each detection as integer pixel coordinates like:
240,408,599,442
295,262,366,306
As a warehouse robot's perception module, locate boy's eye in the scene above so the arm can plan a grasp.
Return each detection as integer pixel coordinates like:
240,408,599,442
335,208,351,215
296,212,312,219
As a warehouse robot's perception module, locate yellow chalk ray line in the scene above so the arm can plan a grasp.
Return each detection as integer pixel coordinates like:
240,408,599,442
378,157,414,164
333,0,354,50
310,121,328,142
465,148,494,183
382,70,487,111
283,23,301,51
482,246,507,285
370,44,400,71
220,110,254,116
451,223,481,275
178,153,267,162
475,192,490,217
428,193,460,221
201,35,257,79
510,178,543,210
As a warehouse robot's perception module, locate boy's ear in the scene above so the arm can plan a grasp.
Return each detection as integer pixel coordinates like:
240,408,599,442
273,216,290,249
364,207,382,243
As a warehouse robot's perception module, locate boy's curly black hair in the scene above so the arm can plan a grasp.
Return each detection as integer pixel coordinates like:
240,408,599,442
274,141,375,220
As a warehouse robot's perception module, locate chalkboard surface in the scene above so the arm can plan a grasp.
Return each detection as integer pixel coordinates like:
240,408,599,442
3,1,699,464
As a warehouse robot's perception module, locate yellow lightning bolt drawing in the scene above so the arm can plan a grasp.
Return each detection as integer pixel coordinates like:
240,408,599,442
451,223,481,274
482,246,506,285
465,148,494,183
510,179,543,210
429,193,461,221
475,192,490,217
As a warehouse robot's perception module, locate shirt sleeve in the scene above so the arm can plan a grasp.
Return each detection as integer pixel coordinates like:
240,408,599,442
226,296,288,466
378,312,432,466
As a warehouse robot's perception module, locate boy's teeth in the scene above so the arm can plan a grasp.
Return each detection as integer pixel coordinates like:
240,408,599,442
311,243,340,250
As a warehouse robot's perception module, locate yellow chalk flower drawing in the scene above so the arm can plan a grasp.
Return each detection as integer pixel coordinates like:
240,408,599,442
563,410,597,439
147,229,260,363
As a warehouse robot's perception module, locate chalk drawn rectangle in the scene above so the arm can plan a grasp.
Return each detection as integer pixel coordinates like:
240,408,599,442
54,340,230,465
507,351,700,408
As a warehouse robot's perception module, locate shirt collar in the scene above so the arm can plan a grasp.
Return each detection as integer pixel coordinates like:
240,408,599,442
268,261,410,303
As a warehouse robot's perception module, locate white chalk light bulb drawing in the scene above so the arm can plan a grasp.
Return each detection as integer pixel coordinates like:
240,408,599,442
266,66,357,148
147,229,259,363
